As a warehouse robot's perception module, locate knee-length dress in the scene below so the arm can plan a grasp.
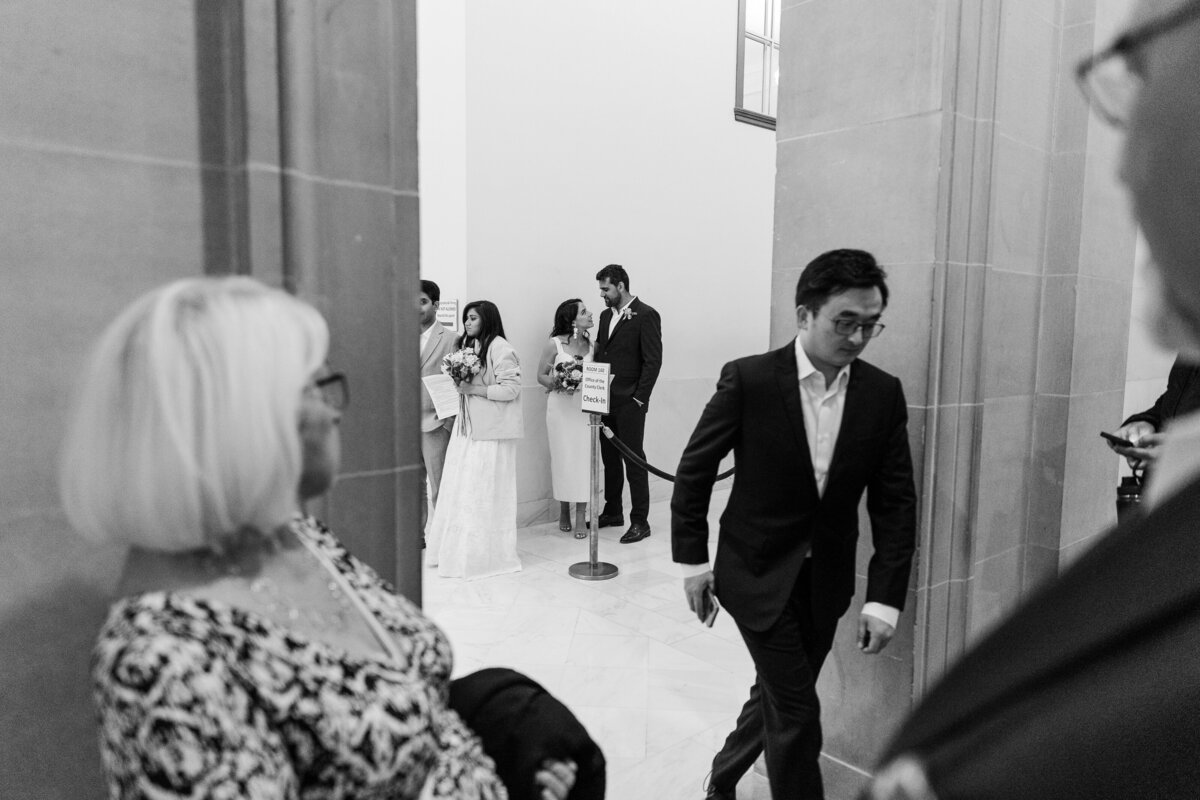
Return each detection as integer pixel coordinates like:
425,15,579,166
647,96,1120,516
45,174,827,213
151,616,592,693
545,337,593,503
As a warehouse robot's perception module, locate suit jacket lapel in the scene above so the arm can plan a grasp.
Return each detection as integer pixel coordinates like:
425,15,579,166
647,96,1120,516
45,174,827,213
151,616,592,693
597,309,612,352
775,343,819,495
420,324,444,368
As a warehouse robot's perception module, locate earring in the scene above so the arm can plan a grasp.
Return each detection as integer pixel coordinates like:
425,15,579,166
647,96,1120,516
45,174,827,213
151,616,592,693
572,324,579,338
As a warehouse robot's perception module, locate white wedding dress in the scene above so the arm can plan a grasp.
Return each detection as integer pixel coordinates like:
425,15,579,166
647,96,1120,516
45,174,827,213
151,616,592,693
545,337,593,503
426,387,522,581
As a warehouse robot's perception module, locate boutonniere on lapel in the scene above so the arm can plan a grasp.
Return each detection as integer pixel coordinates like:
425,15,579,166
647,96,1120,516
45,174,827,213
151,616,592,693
620,306,637,322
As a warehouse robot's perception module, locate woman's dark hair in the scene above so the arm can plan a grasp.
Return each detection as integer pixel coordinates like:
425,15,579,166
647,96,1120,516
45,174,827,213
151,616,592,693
459,300,506,365
794,249,889,311
594,263,630,292
550,298,583,338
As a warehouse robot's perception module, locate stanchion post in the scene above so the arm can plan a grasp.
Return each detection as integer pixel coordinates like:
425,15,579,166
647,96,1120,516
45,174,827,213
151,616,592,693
569,412,618,581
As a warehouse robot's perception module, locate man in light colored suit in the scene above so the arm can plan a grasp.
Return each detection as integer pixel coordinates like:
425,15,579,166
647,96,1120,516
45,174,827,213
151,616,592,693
419,280,457,528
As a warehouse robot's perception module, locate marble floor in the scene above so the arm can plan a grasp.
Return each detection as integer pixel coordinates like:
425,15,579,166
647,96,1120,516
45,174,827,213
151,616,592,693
423,486,771,800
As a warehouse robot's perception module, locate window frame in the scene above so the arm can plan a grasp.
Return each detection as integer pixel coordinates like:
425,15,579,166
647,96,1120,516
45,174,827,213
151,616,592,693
734,0,781,130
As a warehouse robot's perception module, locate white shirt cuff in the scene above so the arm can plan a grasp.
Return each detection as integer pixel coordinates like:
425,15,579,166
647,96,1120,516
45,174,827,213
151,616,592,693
861,602,899,628
679,562,711,578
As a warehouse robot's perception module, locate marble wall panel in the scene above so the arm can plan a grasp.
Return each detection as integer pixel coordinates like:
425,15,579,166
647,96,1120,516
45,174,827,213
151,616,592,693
244,0,282,165
1053,22,1097,155
1043,151,1087,276
0,0,198,161
313,0,395,185
1063,0,1097,25
943,116,996,268
1077,129,1137,282
328,471,404,583
1028,394,1071,550
1,150,201,517
967,543,1026,643
818,574,917,774
994,2,1057,152
934,263,986,407
310,184,402,475
1070,275,1132,397
988,135,1050,274
865,262,935,407
773,114,942,271
1035,274,1078,395
777,0,944,136
1060,388,1124,550
924,403,980,585
979,269,1041,398
973,395,1035,561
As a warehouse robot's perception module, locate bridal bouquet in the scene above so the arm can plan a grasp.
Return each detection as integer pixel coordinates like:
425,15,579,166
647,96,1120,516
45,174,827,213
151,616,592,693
551,357,584,394
443,348,482,385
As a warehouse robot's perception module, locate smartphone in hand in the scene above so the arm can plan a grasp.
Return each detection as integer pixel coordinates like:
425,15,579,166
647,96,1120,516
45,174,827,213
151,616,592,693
701,588,720,627
1100,431,1134,448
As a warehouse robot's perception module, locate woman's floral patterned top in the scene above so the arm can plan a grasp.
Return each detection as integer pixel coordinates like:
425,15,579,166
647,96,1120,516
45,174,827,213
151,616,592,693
92,517,506,800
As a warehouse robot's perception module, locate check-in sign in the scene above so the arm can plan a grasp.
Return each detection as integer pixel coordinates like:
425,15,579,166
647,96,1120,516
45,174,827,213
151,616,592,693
580,362,611,414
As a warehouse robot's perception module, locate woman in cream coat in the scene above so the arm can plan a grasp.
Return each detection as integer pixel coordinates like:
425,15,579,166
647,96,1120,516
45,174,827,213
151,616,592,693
426,300,524,579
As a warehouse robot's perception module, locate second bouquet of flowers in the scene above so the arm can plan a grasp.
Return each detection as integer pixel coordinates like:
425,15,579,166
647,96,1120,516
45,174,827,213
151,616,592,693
551,356,584,394
443,347,482,385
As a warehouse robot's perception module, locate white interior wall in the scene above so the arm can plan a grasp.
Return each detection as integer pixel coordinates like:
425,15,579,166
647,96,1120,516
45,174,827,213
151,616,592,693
420,0,778,518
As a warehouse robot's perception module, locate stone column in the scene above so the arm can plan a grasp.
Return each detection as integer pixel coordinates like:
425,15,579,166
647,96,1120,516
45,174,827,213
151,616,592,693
0,1,421,794
770,0,1136,795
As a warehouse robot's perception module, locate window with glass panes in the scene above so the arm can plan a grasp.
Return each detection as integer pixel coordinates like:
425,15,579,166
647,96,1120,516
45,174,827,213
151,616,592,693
735,0,781,129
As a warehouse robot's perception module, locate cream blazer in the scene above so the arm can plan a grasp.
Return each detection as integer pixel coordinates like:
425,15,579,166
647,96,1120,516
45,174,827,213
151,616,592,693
465,336,524,441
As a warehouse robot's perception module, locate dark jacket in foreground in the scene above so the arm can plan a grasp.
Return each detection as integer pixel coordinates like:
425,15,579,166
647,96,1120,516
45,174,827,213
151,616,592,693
872,474,1200,799
449,667,605,800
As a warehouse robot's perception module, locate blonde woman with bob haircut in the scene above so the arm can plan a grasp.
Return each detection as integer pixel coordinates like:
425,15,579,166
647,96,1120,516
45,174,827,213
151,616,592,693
62,277,579,800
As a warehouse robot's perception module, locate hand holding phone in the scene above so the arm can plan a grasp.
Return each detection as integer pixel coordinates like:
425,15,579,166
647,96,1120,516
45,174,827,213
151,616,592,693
1100,431,1134,448
701,588,720,627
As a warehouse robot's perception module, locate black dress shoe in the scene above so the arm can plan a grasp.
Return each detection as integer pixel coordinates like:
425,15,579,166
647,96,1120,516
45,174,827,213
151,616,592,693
597,512,625,528
619,522,651,544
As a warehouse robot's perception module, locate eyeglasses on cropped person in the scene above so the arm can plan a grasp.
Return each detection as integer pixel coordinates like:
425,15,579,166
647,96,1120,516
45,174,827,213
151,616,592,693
1075,0,1200,126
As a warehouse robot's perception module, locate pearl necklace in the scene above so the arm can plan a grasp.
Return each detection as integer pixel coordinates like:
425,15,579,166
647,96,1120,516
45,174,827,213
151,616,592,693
198,521,354,633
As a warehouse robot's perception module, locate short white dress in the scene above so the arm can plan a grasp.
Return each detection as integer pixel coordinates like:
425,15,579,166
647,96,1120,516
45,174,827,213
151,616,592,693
545,337,593,503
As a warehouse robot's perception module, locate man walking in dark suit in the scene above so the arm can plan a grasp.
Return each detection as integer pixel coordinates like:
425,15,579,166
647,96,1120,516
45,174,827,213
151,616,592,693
672,250,916,799
867,3,1200,798
594,264,663,544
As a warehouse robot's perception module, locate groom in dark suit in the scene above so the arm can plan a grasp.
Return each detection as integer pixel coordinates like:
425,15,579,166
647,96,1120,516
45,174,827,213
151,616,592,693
672,250,916,799
594,264,663,544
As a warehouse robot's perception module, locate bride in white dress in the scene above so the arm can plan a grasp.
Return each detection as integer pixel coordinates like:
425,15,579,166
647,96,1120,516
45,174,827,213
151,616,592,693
426,300,523,579
536,299,594,538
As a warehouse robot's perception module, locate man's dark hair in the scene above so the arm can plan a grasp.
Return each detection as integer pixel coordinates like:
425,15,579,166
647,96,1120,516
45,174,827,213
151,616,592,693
420,279,441,303
595,264,630,293
550,298,583,338
794,249,889,311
